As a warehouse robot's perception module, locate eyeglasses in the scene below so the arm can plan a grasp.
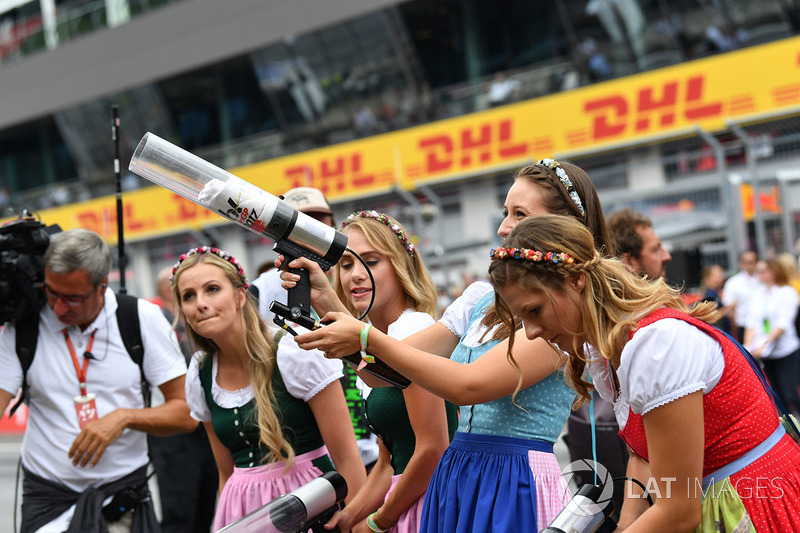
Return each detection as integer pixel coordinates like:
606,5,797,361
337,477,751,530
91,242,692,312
42,283,98,307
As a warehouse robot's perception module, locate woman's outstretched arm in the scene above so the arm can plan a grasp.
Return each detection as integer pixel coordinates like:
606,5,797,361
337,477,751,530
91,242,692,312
296,312,564,405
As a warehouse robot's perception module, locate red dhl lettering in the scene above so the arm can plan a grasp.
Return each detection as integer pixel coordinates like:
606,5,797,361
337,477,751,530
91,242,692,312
285,153,391,195
76,204,155,239
584,75,723,140
166,194,218,224
418,119,528,174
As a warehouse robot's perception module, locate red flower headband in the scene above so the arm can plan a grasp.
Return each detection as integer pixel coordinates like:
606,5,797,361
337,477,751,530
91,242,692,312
170,246,249,288
490,247,574,264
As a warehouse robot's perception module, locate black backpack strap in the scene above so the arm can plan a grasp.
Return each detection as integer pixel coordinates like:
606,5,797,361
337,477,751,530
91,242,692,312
115,294,150,408
10,313,41,416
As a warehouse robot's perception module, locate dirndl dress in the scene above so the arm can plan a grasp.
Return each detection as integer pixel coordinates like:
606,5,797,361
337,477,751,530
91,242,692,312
420,290,574,532
621,309,800,532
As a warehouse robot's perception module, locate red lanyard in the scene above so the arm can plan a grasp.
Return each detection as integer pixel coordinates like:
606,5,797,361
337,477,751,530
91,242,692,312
63,329,97,397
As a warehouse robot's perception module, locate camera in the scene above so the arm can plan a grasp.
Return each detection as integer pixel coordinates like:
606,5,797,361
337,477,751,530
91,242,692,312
0,214,62,324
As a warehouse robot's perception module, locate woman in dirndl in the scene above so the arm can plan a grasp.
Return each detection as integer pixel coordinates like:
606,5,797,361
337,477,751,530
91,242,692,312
171,246,366,530
489,214,800,532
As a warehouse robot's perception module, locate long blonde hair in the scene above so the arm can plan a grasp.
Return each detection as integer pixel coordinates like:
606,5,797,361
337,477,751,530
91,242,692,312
172,251,295,466
488,215,719,403
334,214,438,319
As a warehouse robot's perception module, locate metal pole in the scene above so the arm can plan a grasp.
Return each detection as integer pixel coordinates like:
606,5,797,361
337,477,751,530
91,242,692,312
697,129,738,272
776,170,797,255
394,187,422,239
729,123,768,259
418,185,451,290
112,104,126,294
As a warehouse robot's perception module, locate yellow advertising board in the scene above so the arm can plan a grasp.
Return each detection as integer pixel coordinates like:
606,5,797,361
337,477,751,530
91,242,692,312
7,36,800,242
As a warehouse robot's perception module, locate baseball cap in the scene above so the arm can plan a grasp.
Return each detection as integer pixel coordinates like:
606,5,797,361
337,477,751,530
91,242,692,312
281,187,332,215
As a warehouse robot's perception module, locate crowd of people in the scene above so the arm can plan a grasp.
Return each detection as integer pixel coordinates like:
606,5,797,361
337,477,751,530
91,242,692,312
2,161,800,533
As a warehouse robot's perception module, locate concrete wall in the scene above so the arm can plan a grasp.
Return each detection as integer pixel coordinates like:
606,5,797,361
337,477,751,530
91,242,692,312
0,0,398,130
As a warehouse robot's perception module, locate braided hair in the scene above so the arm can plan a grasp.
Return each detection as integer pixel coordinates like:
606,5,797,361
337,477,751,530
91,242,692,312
488,215,718,404
480,161,615,342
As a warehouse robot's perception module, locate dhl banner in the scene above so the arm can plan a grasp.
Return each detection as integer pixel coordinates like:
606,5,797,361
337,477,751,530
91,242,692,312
6,36,800,242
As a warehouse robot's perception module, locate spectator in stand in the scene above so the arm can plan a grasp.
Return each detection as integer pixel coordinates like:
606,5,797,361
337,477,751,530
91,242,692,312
149,267,218,533
744,258,800,416
722,250,759,343
487,72,521,107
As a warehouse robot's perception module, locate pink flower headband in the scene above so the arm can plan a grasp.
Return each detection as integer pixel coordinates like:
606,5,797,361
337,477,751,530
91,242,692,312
341,210,416,257
170,246,249,288
490,247,574,264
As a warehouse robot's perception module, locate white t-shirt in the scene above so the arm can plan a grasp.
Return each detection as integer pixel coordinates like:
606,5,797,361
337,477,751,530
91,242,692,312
722,271,760,327
0,289,186,492
0,290,186,532
439,281,498,348
185,332,342,421
744,284,800,359
588,318,725,430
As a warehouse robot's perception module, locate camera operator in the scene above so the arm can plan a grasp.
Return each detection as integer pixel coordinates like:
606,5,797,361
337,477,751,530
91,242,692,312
0,228,196,533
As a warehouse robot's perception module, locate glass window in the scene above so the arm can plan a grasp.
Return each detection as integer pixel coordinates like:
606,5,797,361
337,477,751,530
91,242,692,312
158,66,220,150
0,118,75,196
398,0,467,89
217,56,278,141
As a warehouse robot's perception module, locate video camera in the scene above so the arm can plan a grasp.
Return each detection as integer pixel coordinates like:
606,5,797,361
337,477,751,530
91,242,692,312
0,213,62,324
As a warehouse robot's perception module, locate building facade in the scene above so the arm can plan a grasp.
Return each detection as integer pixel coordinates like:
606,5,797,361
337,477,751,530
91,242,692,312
2,0,800,296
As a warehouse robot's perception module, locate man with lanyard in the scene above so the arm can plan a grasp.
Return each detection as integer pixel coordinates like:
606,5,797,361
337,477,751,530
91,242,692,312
250,187,380,470
0,228,196,532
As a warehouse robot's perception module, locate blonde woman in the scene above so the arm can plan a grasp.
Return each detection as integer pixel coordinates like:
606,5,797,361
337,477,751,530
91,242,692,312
488,214,800,532
322,211,458,533
171,246,365,530
285,160,613,531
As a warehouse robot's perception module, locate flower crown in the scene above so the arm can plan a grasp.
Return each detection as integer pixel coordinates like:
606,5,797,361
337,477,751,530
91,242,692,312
490,247,574,264
170,246,249,288
341,210,416,257
537,158,586,217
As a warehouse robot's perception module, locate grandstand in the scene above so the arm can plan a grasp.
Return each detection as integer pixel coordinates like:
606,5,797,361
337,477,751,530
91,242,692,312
1,0,799,295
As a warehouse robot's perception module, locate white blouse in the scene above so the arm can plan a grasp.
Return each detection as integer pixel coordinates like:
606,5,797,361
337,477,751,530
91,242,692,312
588,318,724,430
186,332,343,422
439,281,500,347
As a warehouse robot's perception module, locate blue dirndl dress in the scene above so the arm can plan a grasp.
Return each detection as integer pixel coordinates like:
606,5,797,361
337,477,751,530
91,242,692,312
420,290,575,532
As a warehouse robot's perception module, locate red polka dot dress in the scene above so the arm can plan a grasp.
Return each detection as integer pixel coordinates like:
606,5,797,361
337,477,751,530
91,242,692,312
619,308,800,531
